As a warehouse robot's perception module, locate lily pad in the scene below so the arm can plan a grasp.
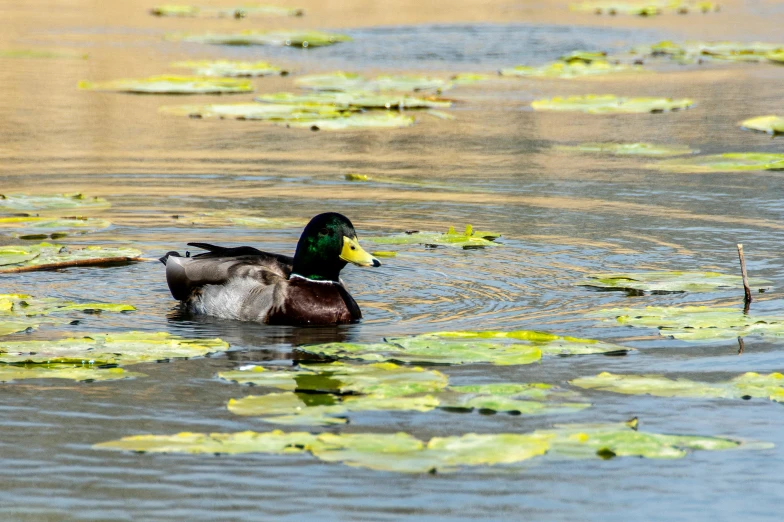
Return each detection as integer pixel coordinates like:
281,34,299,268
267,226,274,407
169,30,351,48
579,271,771,293
283,112,416,131
96,422,764,472
0,243,143,273
655,153,784,173
171,60,286,77
416,330,632,356
0,365,144,383
0,194,109,212
770,51,784,64
255,91,452,109
0,320,38,336
591,305,784,341
295,72,451,93
170,212,306,228
571,372,784,403
635,40,783,63
531,95,694,114
151,4,303,17
0,216,111,235
366,225,501,249
559,51,608,63
554,142,696,156
0,331,230,365
78,76,253,94
0,294,135,317
160,102,341,121
740,116,784,136
500,61,641,79
569,1,720,16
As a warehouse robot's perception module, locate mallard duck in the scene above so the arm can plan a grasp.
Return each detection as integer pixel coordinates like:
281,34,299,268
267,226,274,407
160,212,380,325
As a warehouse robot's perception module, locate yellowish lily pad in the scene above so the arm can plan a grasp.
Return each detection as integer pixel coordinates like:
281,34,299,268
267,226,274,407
570,1,720,16
79,75,253,94
0,216,111,235
580,271,771,293
169,30,351,48
295,72,451,92
0,365,144,383
656,153,784,173
635,40,783,63
366,225,501,249
0,194,108,212
416,330,631,356
170,212,306,228
0,320,38,336
255,91,452,109
740,116,784,136
0,294,135,317
554,142,696,156
171,60,286,77
0,243,143,273
151,4,303,17
0,331,230,365
500,61,641,79
160,102,341,121
532,95,694,114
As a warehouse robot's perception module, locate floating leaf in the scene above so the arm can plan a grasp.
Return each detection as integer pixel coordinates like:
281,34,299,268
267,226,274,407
634,40,782,63
169,30,351,48
0,294,135,317
170,211,306,228
0,243,142,273
579,271,771,293
296,72,451,92
255,91,451,109
0,331,229,365
0,320,38,336
417,331,631,355
160,102,341,121
78,76,253,94
0,216,111,235
0,365,144,383
366,225,501,249
569,1,720,16
151,4,303,17
571,372,784,404
559,51,608,63
531,95,693,114
500,61,641,79
96,422,763,472
171,60,286,77
655,153,784,173
770,51,784,64
0,194,108,212
592,305,784,341
739,115,784,136
554,142,697,156
283,112,416,130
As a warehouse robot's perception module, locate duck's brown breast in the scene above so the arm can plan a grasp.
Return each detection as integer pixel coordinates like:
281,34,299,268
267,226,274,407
265,278,361,326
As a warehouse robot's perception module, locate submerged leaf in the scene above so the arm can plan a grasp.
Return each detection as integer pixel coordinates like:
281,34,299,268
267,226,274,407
532,95,693,114
580,271,771,292
591,305,784,341
0,365,144,383
0,194,109,212
655,153,784,173
151,4,303,17
366,225,501,249
169,30,351,48
171,60,286,77
0,331,229,365
255,91,451,109
79,75,253,94
296,72,451,93
0,243,142,273
571,371,784,403
283,112,416,130
500,61,641,79
554,142,696,156
739,115,784,136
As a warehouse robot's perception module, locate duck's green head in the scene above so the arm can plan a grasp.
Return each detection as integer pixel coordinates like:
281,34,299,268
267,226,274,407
292,212,380,282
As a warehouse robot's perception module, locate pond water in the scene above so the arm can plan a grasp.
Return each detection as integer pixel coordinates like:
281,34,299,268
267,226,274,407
1,0,784,519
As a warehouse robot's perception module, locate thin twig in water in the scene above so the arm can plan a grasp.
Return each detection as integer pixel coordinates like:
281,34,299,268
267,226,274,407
737,336,745,355
737,243,752,312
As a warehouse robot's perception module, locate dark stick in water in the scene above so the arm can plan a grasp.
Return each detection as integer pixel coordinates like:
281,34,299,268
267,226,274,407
737,243,752,312
737,336,745,355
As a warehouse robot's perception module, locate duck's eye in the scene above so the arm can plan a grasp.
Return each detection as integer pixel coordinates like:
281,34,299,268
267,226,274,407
319,228,329,236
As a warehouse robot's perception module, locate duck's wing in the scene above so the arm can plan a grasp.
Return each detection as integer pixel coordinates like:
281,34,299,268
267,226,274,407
162,244,293,301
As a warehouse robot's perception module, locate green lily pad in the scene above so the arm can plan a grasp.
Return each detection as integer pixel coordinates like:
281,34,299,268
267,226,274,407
0,365,144,383
571,372,784,403
416,330,631,355
559,51,608,64
500,61,641,79
655,153,784,173
635,40,782,63
579,271,771,293
160,102,342,121
78,76,253,94
169,30,351,48
0,320,38,336
171,60,286,77
0,243,143,273
96,422,764,472
569,1,720,16
0,216,111,235
151,4,303,17
0,49,88,59
740,115,784,136
532,95,694,114
0,331,229,365
554,142,697,156
770,51,784,64
283,112,416,130
255,91,452,109
0,194,109,212
295,72,451,93
366,225,500,249
0,294,135,317
591,305,784,341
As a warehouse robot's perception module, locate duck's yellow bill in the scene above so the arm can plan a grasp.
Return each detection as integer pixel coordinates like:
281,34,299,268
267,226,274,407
340,236,381,267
